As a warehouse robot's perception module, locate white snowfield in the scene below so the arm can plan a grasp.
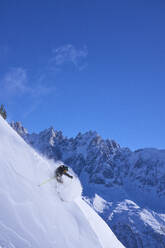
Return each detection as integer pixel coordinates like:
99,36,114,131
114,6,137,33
0,116,124,248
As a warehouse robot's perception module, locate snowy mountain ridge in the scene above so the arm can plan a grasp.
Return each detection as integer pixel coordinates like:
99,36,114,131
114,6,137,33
0,117,124,248
11,121,165,248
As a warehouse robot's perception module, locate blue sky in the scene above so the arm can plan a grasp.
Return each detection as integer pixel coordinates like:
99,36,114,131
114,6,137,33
0,0,165,150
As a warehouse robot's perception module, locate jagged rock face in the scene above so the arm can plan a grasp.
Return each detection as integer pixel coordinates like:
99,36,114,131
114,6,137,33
10,121,28,138
128,149,165,197
11,122,165,248
107,200,165,248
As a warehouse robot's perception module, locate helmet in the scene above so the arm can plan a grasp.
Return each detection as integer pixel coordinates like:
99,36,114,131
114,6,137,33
61,165,68,171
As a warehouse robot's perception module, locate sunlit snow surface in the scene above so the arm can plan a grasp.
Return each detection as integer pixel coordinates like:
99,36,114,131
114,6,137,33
0,117,124,248
56,171,82,202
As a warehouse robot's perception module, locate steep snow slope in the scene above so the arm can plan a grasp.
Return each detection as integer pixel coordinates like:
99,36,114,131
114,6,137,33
11,122,165,248
0,117,124,248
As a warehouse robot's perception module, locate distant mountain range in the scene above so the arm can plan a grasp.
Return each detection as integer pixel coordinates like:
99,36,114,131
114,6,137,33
11,121,165,248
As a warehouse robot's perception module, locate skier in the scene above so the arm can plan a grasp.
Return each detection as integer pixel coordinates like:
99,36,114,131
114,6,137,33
55,165,73,183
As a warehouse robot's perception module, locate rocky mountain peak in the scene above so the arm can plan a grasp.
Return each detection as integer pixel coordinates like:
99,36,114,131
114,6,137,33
42,126,56,137
10,121,28,137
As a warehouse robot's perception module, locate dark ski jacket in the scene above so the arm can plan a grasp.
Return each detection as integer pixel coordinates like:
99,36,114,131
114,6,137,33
55,165,73,179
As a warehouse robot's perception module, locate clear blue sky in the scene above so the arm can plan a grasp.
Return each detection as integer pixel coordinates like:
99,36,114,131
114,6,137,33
0,0,165,150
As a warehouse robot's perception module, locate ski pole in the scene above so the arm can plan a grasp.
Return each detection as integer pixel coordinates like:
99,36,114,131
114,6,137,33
38,176,55,187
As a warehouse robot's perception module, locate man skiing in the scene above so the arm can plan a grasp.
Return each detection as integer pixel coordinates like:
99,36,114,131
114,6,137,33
55,165,73,183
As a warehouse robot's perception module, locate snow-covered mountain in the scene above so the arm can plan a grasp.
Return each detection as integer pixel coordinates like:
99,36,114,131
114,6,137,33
11,122,165,248
0,117,124,248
